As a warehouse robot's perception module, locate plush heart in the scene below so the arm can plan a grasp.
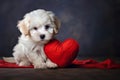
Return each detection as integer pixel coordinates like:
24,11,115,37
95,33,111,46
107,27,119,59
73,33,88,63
44,38,79,67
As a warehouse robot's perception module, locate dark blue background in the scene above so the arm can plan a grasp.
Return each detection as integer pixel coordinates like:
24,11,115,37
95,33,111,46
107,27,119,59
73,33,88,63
0,0,119,57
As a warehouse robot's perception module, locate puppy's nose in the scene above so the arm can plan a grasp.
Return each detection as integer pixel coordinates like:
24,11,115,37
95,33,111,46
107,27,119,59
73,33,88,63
40,34,45,39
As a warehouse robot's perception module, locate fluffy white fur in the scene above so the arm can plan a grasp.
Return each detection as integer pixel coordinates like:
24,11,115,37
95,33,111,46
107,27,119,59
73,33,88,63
12,9,60,69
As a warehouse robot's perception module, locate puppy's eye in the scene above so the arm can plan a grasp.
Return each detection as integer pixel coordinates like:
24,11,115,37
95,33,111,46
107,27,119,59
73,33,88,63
45,25,50,30
33,27,38,30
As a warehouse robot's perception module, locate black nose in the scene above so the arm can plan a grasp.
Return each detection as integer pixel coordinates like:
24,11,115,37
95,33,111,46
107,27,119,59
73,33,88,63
40,34,45,39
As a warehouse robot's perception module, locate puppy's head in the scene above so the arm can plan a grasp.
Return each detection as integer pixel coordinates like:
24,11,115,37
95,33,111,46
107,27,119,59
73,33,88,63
17,9,60,43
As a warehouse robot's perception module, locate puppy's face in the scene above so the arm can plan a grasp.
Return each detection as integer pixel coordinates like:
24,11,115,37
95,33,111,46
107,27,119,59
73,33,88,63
17,9,60,44
29,17,55,43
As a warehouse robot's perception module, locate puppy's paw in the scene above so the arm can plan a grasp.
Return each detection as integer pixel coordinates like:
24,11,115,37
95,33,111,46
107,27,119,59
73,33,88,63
46,60,58,68
34,63,47,69
19,61,31,66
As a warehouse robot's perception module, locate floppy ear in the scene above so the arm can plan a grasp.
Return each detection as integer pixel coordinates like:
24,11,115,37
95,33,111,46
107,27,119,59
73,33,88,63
53,16,61,34
47,11,61,34
17,19,30,36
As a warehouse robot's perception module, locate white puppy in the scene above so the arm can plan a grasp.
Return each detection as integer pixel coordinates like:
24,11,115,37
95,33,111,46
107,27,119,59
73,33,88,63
9,9,60,69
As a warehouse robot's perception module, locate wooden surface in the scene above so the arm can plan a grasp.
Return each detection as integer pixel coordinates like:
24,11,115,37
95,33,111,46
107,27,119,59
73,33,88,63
0,57,120,80
0,68,120,80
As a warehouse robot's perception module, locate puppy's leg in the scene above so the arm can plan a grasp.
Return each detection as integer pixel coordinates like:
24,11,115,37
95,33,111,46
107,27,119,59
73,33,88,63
18,58,31,66
13,52,31,66
13,43,31,66
26,52,47,69
46,58,58,68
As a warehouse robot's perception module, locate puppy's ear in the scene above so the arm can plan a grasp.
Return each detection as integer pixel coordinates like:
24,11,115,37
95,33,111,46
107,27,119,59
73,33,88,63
53,16,61,34
17,19,30,36
47,11,61,34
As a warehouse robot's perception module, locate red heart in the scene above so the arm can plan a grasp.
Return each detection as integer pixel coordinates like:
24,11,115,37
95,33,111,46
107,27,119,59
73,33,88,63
44,38,79,67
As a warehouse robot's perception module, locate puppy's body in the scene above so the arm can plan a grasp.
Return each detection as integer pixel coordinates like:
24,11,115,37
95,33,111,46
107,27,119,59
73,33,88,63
13,35,45,67
11,9,60,69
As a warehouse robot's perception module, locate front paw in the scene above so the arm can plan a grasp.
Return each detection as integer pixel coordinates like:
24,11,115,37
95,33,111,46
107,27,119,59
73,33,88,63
34,63,47,69
46,61,58,68
19,61,31,66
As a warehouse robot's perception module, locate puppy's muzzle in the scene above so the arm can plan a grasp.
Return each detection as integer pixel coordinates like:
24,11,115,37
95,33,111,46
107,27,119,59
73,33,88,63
40,34,45,39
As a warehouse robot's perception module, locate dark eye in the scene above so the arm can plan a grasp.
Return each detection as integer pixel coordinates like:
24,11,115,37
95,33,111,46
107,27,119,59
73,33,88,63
33,27,38,30
45,25,50,30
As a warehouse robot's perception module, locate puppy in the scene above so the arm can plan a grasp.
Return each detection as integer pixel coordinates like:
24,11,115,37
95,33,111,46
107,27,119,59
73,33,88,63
7,9,60,69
